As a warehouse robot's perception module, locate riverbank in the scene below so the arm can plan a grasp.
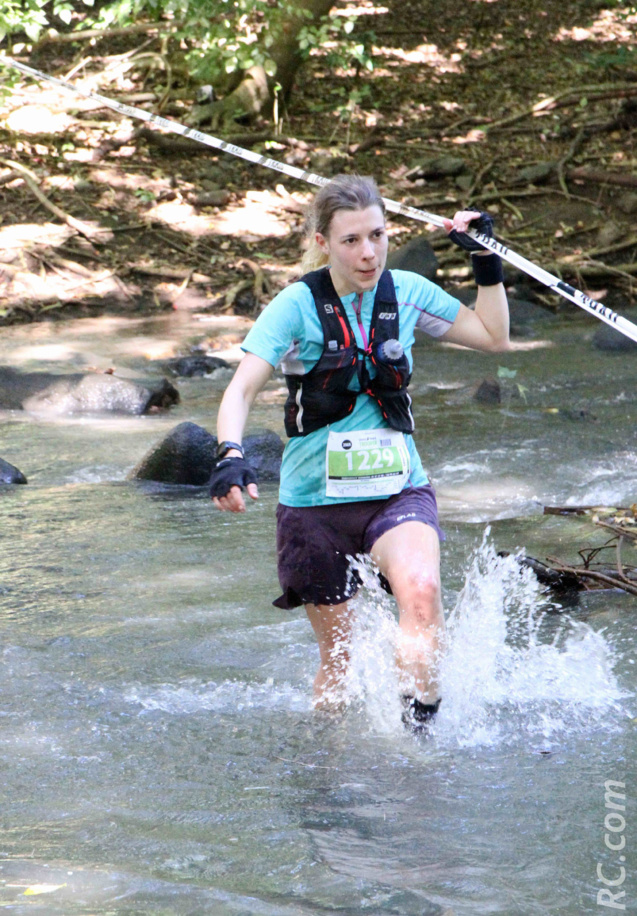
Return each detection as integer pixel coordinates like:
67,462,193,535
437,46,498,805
1,0,636,326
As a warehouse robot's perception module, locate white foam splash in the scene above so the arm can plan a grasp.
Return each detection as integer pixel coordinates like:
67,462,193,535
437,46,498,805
341,535,628,748
436,536,627,747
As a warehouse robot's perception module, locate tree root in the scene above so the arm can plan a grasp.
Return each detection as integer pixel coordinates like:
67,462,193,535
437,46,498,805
222,259,271,314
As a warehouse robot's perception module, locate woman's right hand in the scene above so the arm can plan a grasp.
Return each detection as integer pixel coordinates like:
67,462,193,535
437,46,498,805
210,456,259,512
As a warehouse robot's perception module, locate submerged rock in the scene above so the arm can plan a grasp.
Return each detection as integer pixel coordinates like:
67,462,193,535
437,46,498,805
0,457,27,485
592,323,637,352
131,421,284,486
0,368,179,415
473,377,502,405
164,355,231,377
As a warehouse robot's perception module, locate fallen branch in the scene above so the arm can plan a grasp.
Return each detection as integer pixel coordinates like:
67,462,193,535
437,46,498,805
417,184,601,216
555,260,637,279
588,236,637,259
238,257,271,301
557,128,585,197
136,127,301,155
530,507,637,597
129,264,213,284
595,520,637,543
615,536,634,587
0,159,107,243
34,21,178,46
549,87,637,109
221,260,271,314
487,83,637,131
543,506,599,516
566,167,637,188
546,558,637,596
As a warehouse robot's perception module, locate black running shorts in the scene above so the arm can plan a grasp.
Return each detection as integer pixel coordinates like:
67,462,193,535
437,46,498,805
273,485,443,609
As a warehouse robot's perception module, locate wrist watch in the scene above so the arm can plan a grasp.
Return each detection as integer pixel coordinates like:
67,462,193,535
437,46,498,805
216,440,244,460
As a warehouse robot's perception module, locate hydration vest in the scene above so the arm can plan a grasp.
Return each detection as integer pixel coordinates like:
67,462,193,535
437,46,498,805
283,267,415,438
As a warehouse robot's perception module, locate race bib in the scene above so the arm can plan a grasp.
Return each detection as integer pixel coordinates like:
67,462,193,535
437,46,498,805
325,428,411,499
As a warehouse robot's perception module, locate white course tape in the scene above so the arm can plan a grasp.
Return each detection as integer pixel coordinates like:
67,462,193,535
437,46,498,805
2,54,637,343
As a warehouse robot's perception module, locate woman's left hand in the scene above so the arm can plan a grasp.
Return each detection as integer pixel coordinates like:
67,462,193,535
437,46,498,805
443,210,495,254
443,210,482,234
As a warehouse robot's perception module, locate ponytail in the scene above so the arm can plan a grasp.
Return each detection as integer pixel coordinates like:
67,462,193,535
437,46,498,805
300,238,329,273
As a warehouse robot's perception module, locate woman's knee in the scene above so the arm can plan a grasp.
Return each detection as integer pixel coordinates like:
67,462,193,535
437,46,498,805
392,569,442,622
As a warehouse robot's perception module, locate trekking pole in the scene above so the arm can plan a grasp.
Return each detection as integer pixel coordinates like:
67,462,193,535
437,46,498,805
2,55,637,344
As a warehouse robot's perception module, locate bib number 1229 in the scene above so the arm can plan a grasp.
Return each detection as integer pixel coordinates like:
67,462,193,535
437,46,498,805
343,446,396,473
325,429,410,498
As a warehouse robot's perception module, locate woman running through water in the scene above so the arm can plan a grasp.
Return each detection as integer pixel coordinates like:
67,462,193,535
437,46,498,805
210,174,510,731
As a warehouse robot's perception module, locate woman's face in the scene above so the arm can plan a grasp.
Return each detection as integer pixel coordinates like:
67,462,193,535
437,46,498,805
316,205,388,297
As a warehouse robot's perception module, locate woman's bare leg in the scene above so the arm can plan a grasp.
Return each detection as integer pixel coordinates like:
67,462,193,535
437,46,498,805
371,521,445,704
304,600,353,709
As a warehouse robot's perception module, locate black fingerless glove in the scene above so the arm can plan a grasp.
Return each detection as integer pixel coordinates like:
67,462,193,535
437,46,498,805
209,456,258,499
447,210,495,252
448,211,504,287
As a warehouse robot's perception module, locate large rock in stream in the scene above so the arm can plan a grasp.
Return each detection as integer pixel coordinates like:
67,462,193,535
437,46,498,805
131,421,284,486
386,237,438,280
0,368,179,415
0,457,27,485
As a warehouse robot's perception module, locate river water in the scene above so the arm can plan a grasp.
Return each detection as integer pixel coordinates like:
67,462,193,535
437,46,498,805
0,307,635,915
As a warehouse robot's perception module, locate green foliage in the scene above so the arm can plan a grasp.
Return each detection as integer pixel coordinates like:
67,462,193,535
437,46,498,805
497,366,528,402
585,44,637,71
0,0,374,94
497,366,517,379
583,2,637,73
0,0,94,44
0,1,47,44
298,14,375,75
83,0,281,83
134,187,155,202
0,61,19,100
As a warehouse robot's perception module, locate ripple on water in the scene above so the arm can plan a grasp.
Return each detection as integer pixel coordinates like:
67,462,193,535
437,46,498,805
124,678,311,716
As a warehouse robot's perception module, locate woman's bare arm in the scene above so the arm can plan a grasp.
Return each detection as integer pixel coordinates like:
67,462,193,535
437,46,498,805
213,352,275,513
439,210,510,352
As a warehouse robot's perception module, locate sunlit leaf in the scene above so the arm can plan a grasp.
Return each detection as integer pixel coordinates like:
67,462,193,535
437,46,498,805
24,883,67,896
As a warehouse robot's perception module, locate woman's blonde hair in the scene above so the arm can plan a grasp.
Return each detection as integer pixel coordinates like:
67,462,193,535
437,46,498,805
300,174,386,273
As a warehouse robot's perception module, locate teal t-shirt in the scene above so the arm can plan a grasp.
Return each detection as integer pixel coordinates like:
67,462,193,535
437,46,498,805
241,269,460,507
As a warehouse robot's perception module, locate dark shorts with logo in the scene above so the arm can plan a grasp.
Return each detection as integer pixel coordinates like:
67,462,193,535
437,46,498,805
273,484,443,610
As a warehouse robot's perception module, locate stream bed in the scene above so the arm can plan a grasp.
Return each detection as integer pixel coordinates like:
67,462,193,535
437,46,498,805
0,308,635,915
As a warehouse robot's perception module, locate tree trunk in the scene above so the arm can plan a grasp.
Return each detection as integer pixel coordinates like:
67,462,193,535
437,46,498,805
272,0,335,101
193,0,335,126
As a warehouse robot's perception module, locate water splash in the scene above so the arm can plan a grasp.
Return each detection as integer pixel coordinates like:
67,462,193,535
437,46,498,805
437,535,627,748
342,535,628,748
342,560,405,734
